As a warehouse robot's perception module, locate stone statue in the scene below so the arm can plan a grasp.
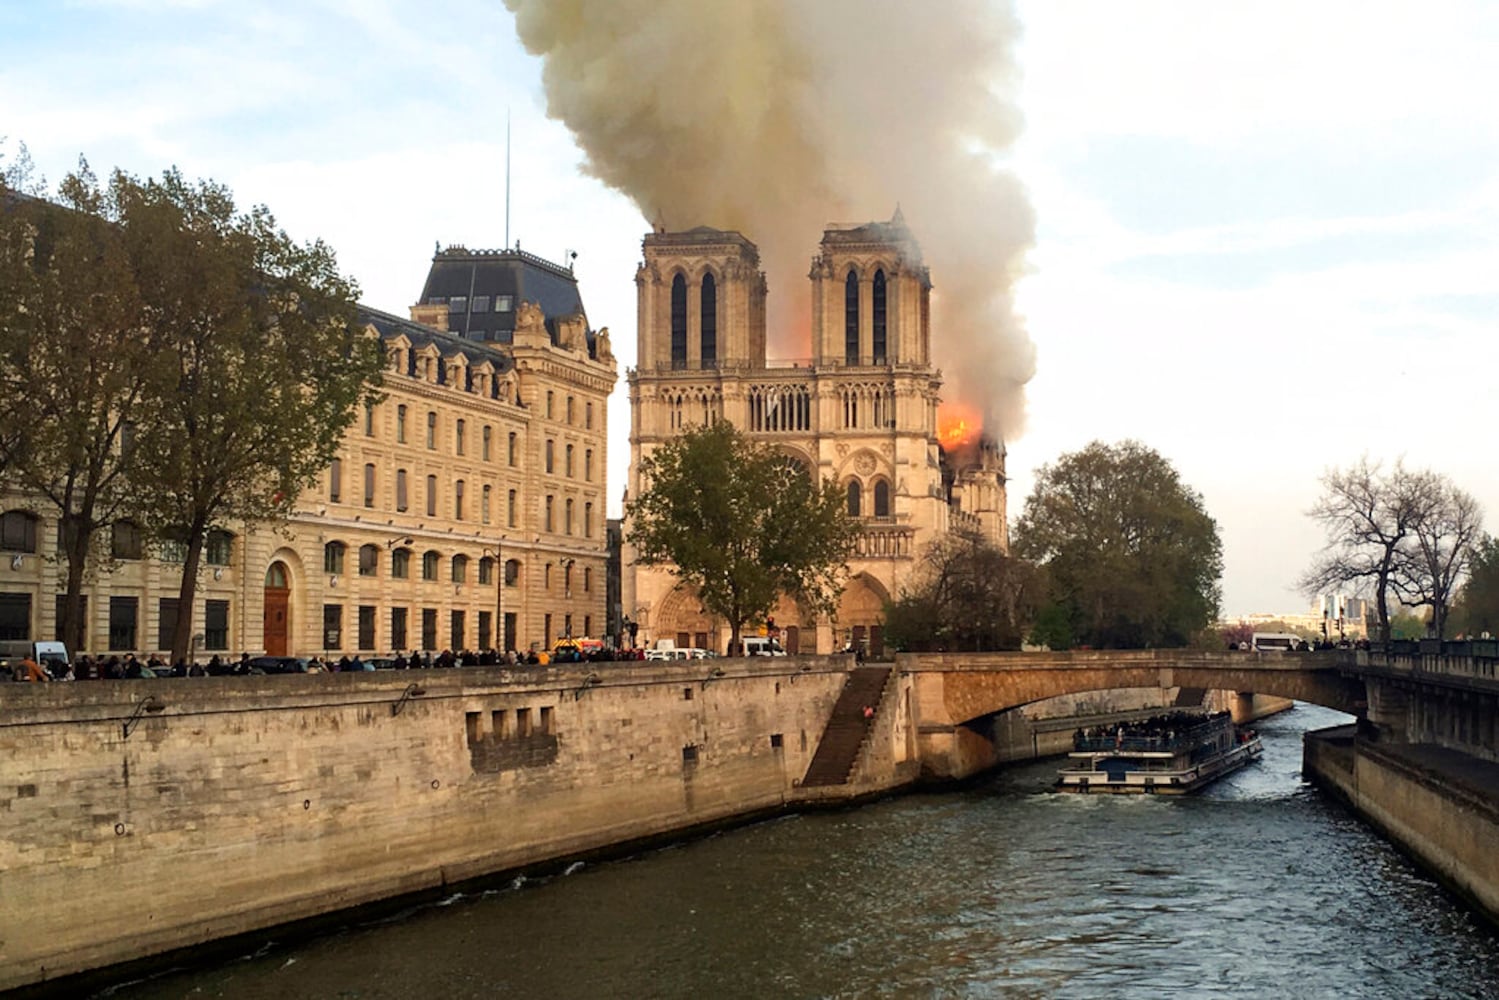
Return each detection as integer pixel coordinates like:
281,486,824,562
595,327,613,363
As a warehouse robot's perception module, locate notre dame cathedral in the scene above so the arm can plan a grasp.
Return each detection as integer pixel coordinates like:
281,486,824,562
622,212,1007,655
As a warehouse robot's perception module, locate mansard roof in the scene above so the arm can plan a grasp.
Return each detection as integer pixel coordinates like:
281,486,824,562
359,304,515,376
416,244,590,349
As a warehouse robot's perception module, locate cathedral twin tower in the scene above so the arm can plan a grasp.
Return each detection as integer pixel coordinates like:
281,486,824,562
624,212,1006,656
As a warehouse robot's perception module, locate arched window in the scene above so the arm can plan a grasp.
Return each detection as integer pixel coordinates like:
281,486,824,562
874,479,891,517
846,480,862,517
392,547,411,579
504,558,521,586
479,556,494,585
265,562,289,588
845,269,860,364
451,554,468,584
1,510,38,553
872,268,887,363
324,541,346,574
358,543,379,577
701,272,717,366
422,551,439,581
670,273,688,369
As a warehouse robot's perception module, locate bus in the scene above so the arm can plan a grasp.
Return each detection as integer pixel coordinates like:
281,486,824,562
1251,632,1304,652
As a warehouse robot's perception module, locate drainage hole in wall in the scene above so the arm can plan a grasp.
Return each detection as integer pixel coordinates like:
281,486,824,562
114,822,125,836
431,779,440,789
303,799,311,810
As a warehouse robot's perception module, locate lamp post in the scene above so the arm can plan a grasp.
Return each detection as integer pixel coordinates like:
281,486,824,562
483,540,505,654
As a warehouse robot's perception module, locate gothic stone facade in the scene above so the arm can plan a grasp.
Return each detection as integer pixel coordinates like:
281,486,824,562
623,216,1006,656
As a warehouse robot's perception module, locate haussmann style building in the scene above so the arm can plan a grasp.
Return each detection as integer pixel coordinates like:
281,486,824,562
622,212,1006,656
0,244,616,661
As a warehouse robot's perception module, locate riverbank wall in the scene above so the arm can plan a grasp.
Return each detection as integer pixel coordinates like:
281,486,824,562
1303,726,1499,926
1,659,915,993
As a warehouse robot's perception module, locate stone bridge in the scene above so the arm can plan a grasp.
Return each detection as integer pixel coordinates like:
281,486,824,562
901,649,1369,780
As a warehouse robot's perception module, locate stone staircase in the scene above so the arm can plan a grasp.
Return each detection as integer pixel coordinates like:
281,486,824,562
801,666,893,787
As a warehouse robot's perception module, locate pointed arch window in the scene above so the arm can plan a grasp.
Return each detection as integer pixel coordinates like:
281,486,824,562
872,269,887,363
846,480,862,517
701,273,717,367
874,479,891,517
670,274,688,369
845,269,860,364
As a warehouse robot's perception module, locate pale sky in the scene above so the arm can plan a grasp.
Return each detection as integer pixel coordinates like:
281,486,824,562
4,0,1496,618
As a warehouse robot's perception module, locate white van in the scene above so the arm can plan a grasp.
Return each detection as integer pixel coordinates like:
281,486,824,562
0,640,71,678
1251,632,1303,653
742,636,787,657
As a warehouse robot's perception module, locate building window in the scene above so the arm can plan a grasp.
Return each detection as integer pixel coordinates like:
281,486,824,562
584,566,592,592
566,396,575,424
546,391,555,419
158,531,187,564
455,479,465,520
546,439,554,474
422,551,439,581
451,554,468,584
584,502,593,538
426,411,437,449
329,457,342,503
324,541,346,574
359,543,379,577
396,469,408,512
874,479,891,517
846,480,861,517
845,269,860,364
479,611,492,651
585,449,593,481
450,610,465,650
363,463,376,508
479,557,494,586
565,444,574,477
701,272,717,365
482,485,492,524
157,598,180,651
108,596,137,651
426,475,437,517
583,615,591,638
323,604,342,650
670,273,687,368
507,489,517,528
422,608,438,650
455,419,466,455
397,404,407,443
204,599,229,651
0,510,38,553
0,593,30,641
392,547,411,579
482,425,492,461
358,605,376,650
504,559,520,586
872,268,887,363
585,402,594,429
472,295,489,313
565,499,574,535
495,295,513,312
508,432,518,467
112,521,143,560
392,607,408,650
206,529,234,565
545,495,554,533
544,563,552,591
364,401,375,437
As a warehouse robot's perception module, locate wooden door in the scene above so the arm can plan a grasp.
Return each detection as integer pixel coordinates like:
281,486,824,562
263,588,289,655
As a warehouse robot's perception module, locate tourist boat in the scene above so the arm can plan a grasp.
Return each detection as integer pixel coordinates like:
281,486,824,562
1055,711,1263,794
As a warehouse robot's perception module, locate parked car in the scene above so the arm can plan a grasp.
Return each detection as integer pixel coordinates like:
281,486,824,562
246,656,309,674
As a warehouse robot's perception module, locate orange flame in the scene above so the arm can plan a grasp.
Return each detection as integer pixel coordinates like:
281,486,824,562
937,401,982,450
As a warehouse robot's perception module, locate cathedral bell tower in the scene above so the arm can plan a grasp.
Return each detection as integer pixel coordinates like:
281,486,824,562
636,227,767,370
809,208,931,368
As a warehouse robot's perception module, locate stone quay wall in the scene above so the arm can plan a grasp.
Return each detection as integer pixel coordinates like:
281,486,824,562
1,659,908,992
1304,726,1499,926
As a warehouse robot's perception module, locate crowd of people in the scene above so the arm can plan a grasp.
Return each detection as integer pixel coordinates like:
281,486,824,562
1073,710,1228,751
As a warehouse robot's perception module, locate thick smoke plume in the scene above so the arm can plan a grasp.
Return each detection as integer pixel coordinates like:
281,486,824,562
505,0,1036,439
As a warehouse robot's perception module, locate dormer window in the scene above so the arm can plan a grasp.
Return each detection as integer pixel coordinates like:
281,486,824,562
448,296,467,313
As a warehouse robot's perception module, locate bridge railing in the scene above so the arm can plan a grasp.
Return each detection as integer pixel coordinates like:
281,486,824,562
1363,639,1499,684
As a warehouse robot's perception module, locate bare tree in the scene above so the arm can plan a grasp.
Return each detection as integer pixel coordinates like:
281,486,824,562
1394,481,1483,640
1299,458,1442,643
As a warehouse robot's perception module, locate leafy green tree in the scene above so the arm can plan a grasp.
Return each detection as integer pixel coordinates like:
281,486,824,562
884,527,1041,651
117,168,384,663
1012,440,1223,649
1452,535,1499,637
627,421,857,655
0,159,160,653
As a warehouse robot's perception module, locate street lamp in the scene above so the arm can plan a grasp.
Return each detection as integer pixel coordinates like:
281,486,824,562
483,539,506,653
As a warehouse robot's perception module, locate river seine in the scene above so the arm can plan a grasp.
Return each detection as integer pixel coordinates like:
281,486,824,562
108,704,1499,999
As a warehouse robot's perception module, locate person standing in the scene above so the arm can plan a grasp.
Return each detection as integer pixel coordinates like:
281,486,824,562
21,655,49,682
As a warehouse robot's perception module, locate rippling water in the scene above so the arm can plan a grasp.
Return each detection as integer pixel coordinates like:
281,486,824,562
110,705,1499,999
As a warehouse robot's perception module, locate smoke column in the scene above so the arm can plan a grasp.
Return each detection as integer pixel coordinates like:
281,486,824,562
505,0,1036,439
